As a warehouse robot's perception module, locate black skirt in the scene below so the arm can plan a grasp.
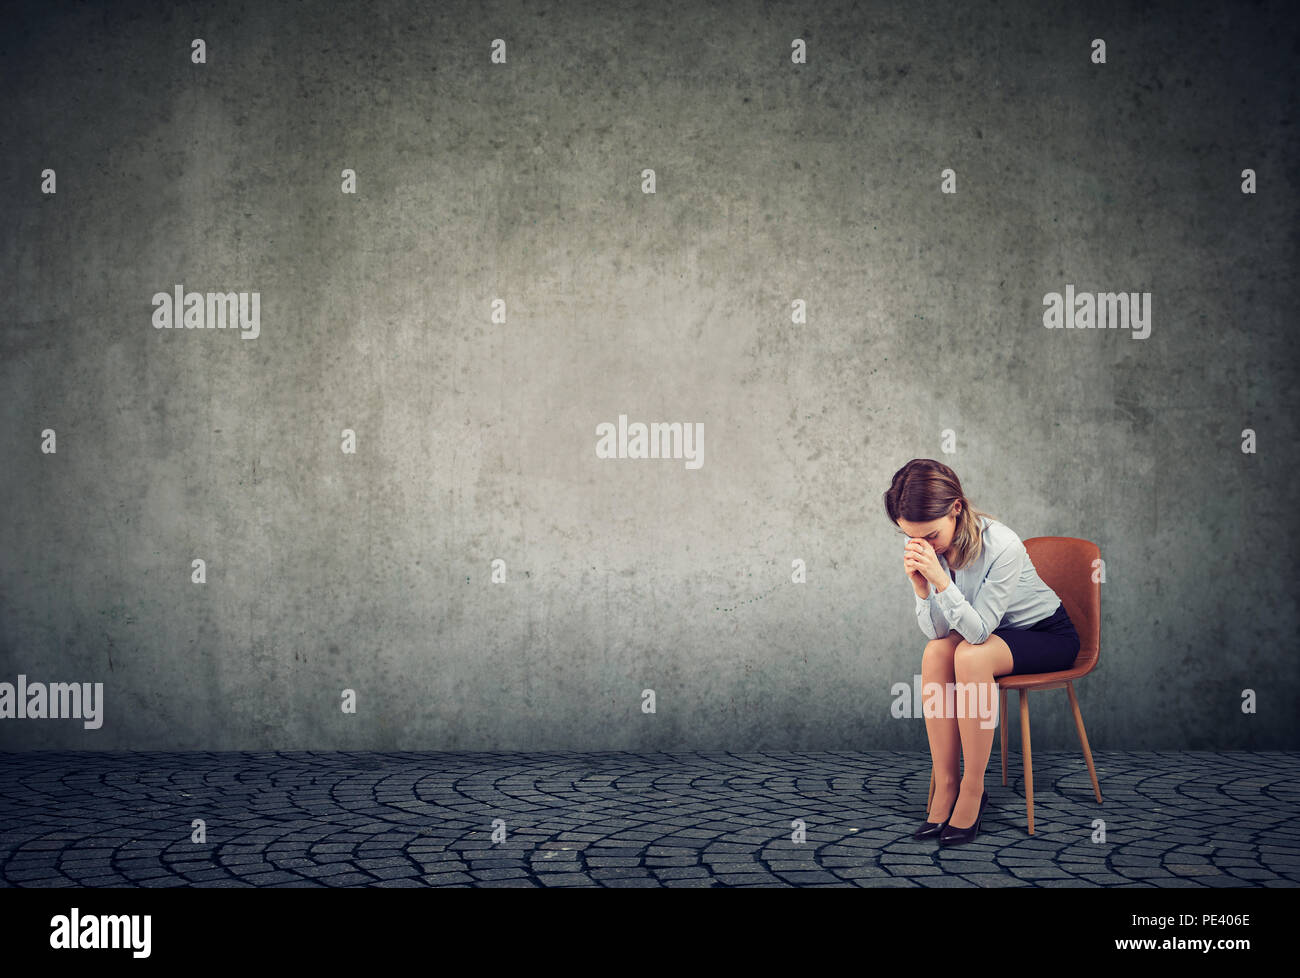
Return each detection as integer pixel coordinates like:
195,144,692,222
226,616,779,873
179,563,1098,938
993,602,1081,675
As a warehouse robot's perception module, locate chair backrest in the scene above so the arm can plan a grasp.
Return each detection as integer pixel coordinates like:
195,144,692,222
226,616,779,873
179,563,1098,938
1023,536,1101,672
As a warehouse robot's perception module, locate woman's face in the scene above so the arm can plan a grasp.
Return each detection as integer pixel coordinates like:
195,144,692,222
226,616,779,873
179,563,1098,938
897,505,959,555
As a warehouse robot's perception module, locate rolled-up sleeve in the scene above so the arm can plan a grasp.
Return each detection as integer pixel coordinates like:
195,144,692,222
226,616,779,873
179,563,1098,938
931,542,1024,645
914,588,949,640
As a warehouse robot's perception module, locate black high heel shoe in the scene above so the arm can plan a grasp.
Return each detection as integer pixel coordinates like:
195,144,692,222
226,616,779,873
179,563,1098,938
938,788,988,846
912,793,959,841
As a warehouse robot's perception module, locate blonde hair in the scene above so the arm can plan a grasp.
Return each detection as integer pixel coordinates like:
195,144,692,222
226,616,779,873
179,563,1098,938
883,458,996,571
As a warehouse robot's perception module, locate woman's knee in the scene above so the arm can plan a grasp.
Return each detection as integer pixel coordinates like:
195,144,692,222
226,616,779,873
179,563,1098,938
953,642,1001,677
921,636,958,676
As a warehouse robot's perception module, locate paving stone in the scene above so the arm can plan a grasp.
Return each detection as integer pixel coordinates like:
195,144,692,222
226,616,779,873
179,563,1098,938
240,870,305,885
353,857,415,870
469,868,529,880
652,866,712,879
366,865,421,880
180,869,235,881
533,873,596,886
419,869,477,882
776,870,841,883
644,856,698,867
714,873,783,885
832,866,894,879
1006,866,1074,879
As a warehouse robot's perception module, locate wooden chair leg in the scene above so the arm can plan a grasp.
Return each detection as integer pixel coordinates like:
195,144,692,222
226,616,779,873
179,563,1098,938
1019,689,1034,835
1067,681,1103,803
999,687,1008,786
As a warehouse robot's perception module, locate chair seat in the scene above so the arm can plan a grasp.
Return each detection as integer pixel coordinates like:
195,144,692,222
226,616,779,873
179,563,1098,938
997,659,1097,688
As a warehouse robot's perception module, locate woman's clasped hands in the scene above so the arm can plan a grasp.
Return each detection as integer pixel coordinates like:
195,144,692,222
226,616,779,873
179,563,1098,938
903,538,942,595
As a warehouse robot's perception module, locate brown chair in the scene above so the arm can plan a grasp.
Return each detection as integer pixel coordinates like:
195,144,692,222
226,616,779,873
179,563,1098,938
927,535,1103,834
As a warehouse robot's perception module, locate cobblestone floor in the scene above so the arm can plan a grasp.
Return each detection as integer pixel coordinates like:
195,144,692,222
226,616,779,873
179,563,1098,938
1,750,1296,887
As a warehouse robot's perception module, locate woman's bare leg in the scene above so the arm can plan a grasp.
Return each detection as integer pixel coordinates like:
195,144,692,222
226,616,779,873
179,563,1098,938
948,635,1015,829
921,634,963,822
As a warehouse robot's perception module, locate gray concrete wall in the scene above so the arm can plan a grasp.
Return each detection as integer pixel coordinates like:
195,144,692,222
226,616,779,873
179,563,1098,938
2,0,1297,751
